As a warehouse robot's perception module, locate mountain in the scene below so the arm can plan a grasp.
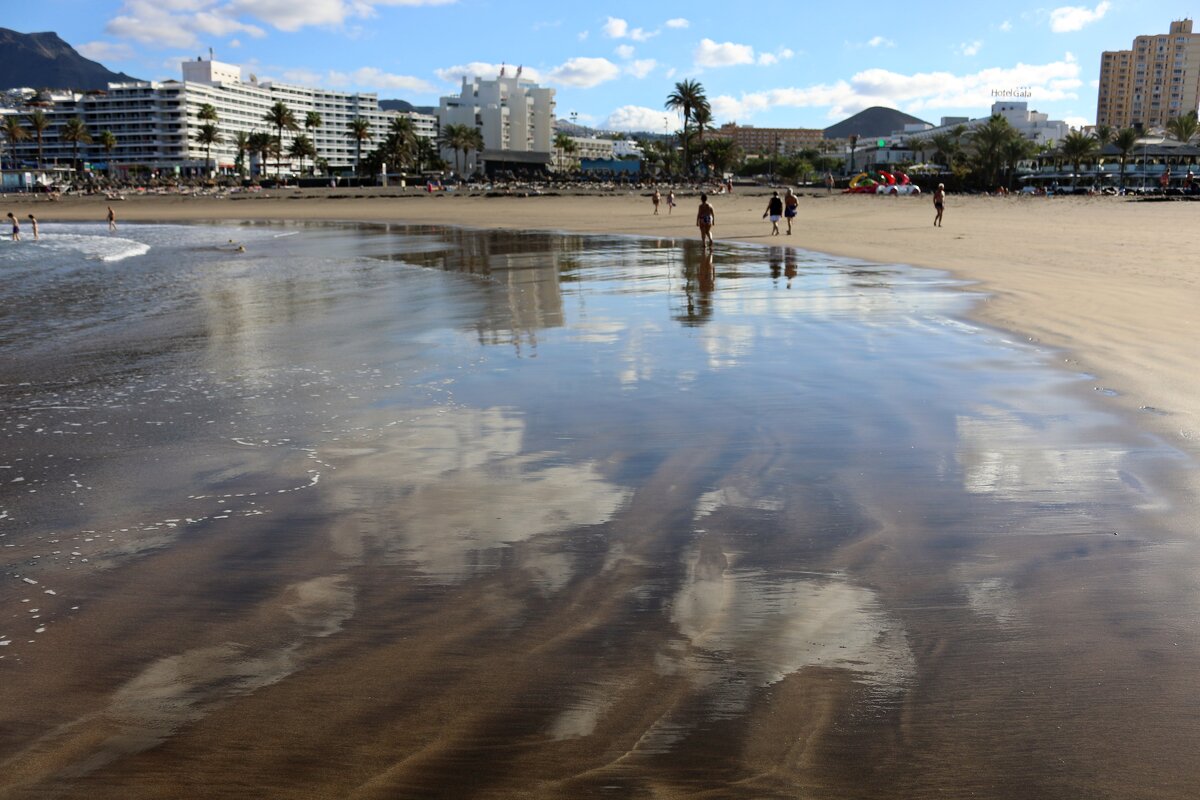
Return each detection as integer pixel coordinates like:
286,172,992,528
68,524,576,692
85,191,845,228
823,107,930,140
379,99,435,114
0,28,139,91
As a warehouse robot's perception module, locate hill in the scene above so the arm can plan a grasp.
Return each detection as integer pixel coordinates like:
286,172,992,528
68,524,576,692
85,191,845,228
0,28,139,90
823,107,930,140
379,99,435,115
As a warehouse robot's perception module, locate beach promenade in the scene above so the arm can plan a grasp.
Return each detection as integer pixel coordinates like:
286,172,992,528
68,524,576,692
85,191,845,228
30,188,1200,470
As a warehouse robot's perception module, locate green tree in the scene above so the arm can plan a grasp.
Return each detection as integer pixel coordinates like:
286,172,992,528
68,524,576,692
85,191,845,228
1059,129,1099,188
906,136,927,164
24,109,50,169
463,127,484,175
1111,127,1140,189
347,117,373,175
1166,110,1198,144
1093,124,1114,148
233,130,250,177
263,100,298,178
304,110,322,136
968,114,1020,188
198,103,218,124
288,134,316,175
98,129,117,176
60,117,92,176
1,114,29,170
248,131,273,178
665,79,708,177
196,122,222,176
701,137,741,177
436,122,471,174
1001,135,1035,189
929,132,957,168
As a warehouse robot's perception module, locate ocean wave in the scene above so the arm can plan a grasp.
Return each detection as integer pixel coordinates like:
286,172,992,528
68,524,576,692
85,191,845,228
44,234,152,263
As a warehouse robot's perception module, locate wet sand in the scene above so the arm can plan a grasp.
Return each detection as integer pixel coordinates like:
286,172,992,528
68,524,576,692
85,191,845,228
29,188,1200,471
0,213,1198,798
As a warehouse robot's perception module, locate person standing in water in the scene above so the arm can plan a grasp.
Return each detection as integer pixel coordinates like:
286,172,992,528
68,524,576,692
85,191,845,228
107,205,117,232
933,183,945,227
6,212,19,241
27,214,39,240
696,193,715,249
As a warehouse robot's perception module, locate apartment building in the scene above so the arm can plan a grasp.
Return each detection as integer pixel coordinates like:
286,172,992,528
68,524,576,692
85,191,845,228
1097,19,1200,130
3,57,404,175
710,123,824,155
436,67,555,174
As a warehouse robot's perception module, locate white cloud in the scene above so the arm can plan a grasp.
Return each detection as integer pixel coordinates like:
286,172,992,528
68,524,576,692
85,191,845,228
694,38,756,68
959,40,983,56
757,47,795,66
77,41,135,62
602,17,628,38
1049,1,1110,33
666,18,689,28
867,36,895,48
629,27,658,42
228,38,242,48
1063,115,1090,129
708,56,1083,122
435,62,544,83
615,44,635,59
1000,20,1013,32
626,59,657,79
547,57,621,88
604,105,673,132
105,0,455,48
578,30,589,41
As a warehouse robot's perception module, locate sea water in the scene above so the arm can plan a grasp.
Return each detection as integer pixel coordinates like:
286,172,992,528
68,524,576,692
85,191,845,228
0,221,1197,799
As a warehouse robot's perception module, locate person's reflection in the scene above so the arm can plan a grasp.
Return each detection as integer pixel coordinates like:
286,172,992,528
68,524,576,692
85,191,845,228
676,242,716,326
769,247,783,283
784,248,797,289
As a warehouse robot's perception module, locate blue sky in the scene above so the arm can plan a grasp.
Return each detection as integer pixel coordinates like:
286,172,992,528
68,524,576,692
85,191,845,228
12,1,1190,131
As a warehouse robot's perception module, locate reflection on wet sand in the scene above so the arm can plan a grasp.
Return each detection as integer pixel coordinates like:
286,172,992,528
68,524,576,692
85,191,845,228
1,224,1199,798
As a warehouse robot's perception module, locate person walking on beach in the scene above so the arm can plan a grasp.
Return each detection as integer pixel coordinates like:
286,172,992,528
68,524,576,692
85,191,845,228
652,188,661,215
824,172,834,194
26,214,38,240
783,188,798,235
667,190,676,214
696,193,715,249
763,191,783,236
933,183,946,227
107,205,117,232
7,212,20,241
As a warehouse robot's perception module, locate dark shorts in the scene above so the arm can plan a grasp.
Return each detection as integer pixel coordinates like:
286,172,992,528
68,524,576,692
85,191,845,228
784,208,797,218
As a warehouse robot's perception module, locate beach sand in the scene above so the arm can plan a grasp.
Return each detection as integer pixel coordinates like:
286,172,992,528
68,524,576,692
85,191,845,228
31,188,1200,465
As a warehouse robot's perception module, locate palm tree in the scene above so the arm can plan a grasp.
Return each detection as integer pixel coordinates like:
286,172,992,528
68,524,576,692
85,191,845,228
1,115,29,171
1001,135,1035,190
665,79,707,177
60,117,92,176
305,110,322,136
196,123,222,176
968,114,1019,188
906,136,927,164
929,132,957,169
554,131,572,172
1059,129,1099,188
1093,124,1114,148
702,138,740,177
847,134,859,174
25,109,50,169
347,117,373,175
387,115,417,168
198,103,218,124
263,100,298,178
463,127,484,176
1166,111,1198,144
233,130,250,177
1111,127,1140,189
289,134,316,175
247,131,272,178
692,103,712,154
98,129,117,176
436,122,470,174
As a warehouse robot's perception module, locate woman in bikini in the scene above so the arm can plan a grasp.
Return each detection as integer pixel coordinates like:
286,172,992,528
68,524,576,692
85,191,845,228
696,193,715,249
933,184,945,227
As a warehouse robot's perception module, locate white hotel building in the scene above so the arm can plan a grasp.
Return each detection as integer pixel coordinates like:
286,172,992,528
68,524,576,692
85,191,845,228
2,57,433,176
436,68,555,175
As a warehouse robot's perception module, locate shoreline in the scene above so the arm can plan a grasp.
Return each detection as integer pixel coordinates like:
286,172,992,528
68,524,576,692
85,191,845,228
14,188,1200,469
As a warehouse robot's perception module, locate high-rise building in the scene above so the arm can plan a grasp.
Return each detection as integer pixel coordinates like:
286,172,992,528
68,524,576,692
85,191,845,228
1,57,417,175
436,67,555,175
1097,19,1200,130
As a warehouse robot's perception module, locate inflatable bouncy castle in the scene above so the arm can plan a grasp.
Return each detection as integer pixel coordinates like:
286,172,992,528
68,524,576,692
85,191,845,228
845,171,922,195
